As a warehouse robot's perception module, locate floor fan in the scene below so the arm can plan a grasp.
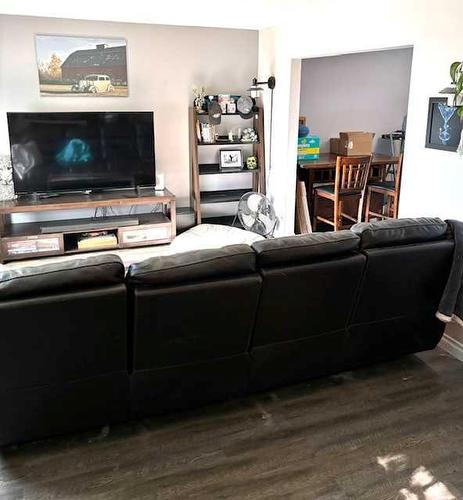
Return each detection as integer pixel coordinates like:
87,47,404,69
234,192,277,238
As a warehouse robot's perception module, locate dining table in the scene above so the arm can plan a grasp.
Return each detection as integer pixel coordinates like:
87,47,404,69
295,153,399,232
298,153,398,206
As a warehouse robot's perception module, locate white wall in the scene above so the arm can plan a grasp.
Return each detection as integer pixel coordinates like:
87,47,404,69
258,0,463,235
299,48,413,154
258,0,463,349
0,15,258,207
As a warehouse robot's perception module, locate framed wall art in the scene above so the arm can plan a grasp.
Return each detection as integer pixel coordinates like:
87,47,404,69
425,97,462,151
35,35,128,96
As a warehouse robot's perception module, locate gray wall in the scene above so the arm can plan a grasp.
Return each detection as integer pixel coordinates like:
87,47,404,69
299,48,413,154
0,15,258,207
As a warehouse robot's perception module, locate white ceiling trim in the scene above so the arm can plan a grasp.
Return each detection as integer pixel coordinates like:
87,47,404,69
0,0,286,30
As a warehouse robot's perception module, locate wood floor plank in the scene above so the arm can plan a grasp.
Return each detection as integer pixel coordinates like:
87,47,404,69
1,349,463,499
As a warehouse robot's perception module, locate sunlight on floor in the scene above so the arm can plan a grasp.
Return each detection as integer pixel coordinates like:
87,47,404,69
377,455,457,500
376,453,408,472
410,466,434,488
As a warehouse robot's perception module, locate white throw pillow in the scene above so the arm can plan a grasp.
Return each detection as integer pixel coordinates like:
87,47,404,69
168,224,264,255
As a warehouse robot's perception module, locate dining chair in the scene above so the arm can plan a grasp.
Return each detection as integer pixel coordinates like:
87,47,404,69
312,155,372,231
365,154,403,221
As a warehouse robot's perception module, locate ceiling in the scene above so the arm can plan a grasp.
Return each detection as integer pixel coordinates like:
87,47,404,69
0,0,288,29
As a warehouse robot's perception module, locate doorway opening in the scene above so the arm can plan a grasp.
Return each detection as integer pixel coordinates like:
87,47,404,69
295,47,413,233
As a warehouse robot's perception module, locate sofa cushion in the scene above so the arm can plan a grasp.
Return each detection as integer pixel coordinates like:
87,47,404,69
127,244,256,286
0,254,125,300
251,231,360,267
351,217,448,249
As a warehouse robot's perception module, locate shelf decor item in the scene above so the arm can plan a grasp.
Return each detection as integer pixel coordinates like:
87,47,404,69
0,154,14,202
192,85,207,113
237,96,255,119
246,156,258,170
208,101,222,125
241,128,258,143
227,99,236,114
200,122,215,143
219,150,243,170
218,94,231,113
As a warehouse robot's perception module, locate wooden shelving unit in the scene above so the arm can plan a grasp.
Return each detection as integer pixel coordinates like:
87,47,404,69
189,106,266,225
0,189,176,263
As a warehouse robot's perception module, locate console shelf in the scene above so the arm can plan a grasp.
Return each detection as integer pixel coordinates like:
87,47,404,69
0,189,176,263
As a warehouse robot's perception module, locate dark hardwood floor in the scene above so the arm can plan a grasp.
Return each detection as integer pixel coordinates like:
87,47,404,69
1,349,463,499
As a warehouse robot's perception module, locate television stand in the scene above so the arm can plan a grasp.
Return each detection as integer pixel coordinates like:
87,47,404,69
0,188,176,263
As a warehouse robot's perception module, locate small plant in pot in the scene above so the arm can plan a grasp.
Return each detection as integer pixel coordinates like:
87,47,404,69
448,61,463,154
450,61,463,113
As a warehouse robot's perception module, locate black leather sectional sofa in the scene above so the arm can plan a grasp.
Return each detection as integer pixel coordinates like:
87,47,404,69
0,218,454,446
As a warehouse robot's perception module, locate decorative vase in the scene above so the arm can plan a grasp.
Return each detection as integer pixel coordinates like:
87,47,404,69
0,154,14,201
194,96,205,113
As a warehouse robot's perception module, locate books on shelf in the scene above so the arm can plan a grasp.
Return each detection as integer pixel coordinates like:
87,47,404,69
77,231,117,250
5,237,61,255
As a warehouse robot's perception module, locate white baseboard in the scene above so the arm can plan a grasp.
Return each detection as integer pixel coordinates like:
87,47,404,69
439,333,463,363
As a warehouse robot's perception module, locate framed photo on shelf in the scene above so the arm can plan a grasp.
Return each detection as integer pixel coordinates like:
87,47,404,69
219,149,243,170
425,97,462,152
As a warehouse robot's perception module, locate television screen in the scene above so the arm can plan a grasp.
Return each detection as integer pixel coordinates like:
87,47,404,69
7,112,156,195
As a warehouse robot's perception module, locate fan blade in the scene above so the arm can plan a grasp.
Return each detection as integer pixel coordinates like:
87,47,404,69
251,219,267,235
240,213,256,228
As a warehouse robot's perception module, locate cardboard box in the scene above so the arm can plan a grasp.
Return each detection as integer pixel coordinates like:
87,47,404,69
337,132,375,156
330,138,341,154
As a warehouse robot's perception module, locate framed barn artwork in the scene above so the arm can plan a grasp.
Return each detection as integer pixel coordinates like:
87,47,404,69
34,35,128,96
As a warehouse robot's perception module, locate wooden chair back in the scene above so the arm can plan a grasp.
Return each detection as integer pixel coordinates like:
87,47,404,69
394,154,403,193
335,155,372,195
372,154,403,186
364,154,404,221
392,154,403,218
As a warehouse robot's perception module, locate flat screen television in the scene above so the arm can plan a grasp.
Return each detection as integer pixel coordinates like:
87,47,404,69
7,111,156,195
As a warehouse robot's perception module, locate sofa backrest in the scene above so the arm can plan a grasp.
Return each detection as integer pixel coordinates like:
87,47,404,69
351,217,449,249
0,254,125,300
126,245,262,370
0,255,127,392
251,231,366,347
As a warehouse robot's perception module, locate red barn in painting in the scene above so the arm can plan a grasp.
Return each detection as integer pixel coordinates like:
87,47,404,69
61,44,127,85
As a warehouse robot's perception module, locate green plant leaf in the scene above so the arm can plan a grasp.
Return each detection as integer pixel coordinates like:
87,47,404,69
450,61,461,83
457,106,463,120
